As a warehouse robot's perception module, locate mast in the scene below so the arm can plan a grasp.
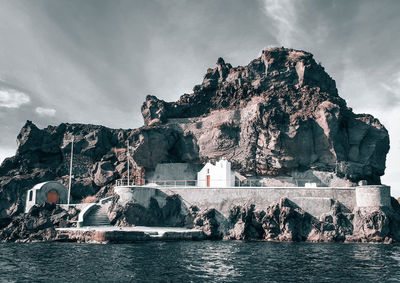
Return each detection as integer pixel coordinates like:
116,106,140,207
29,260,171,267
127,139,130,186
67,136,74,207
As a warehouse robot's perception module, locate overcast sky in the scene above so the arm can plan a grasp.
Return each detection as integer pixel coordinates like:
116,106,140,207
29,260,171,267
0,0,399,195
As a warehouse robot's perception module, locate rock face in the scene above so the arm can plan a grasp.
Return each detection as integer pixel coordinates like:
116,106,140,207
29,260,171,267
190,207,228,240
0,203,78,242
108,194,189,227
140,48,389,182
190,197,400,243
0,47,390,224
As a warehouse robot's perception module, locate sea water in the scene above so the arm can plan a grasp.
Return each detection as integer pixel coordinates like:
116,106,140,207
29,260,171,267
1,241,400,282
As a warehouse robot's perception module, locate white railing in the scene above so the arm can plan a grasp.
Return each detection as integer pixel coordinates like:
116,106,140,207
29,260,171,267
147,180,199,187
115,178,316,188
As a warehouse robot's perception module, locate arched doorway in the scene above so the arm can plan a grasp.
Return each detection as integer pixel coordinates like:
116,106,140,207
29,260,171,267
47,190,59,203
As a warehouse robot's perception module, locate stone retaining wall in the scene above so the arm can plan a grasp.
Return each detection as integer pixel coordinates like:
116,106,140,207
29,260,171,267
115,185,391,218
355,186,391,207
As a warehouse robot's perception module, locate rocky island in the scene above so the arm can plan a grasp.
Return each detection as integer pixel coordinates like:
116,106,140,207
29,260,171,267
0,47,398,243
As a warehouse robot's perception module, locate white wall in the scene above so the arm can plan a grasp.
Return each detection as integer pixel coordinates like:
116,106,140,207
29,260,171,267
157,186,357,218
197,160,235,187
25,189,37,213
24,181,68,213
355,186,391,207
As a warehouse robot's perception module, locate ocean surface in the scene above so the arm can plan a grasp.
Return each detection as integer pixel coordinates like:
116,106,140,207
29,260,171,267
1,241,400,282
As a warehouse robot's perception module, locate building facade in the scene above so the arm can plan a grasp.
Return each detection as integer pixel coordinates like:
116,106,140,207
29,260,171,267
25,181,68,213
197,159,236,188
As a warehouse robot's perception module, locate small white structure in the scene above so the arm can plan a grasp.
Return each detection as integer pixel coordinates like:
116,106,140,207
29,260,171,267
25,181,68,213
197,159,236,188
304,182,318,188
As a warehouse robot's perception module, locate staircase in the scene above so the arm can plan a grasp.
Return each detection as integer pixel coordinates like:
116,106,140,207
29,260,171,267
83,200,112,227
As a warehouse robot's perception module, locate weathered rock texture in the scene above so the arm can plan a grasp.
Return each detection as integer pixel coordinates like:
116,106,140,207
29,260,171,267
140,48,389,183
0,203,78,242
0,47,390,228
191,197,400,243
108,194,189,227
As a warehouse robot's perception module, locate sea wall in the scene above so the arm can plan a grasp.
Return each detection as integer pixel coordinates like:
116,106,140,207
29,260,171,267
355,186,391,207
115,185,390,218
156,185,389,217
159,187,355,217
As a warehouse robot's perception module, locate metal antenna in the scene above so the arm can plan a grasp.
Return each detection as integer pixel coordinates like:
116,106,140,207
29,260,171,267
67,136,74,207
127,139,130,186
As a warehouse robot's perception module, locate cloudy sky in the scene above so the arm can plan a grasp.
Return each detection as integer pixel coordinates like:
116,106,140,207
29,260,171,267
0,0,399,195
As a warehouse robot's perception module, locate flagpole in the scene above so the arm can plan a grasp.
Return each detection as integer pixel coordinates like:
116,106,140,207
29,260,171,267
127,140,130,186
67,136,74,207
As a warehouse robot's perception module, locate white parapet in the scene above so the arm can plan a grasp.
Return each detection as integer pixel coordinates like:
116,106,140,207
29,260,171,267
355,185,391,208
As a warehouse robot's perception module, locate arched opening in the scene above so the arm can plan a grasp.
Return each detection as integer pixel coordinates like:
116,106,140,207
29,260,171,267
28,190,33,201
47,190,59,204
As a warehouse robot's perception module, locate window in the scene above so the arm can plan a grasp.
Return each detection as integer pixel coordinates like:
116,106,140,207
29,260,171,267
28,190,33,202
207,169,210,174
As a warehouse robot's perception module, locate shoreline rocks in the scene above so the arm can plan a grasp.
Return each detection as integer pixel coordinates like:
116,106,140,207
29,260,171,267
0,203,79,242
188,197,400,243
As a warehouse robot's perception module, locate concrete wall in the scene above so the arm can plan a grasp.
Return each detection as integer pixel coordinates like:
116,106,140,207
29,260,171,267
115,185,391,218
161,185,390,217
114,186,189,214
146,163,201,181
158,186,357,217
355,186,391,207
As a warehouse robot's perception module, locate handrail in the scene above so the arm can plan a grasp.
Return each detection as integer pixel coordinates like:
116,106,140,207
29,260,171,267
115,178,321,188
99,196,115,204
114,178,360,190
77,203,98,227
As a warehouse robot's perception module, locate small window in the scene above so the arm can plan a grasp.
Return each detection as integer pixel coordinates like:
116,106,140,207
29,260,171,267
28,190,33,202
207,169,210,174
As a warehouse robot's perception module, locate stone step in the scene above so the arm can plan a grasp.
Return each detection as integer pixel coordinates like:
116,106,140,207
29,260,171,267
83,204,111,226
85,218,110,224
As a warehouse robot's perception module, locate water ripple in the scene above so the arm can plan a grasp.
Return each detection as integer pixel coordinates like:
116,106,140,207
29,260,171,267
0,241,400,282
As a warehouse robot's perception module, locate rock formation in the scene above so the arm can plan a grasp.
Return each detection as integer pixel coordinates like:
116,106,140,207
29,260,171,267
0,47,391,241
140,48,389,183
0,203,78,242
108,194,189,227
190,197,400,243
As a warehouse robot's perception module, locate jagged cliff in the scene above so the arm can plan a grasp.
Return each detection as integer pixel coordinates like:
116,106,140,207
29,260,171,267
141,48,389,180
0,47,390,223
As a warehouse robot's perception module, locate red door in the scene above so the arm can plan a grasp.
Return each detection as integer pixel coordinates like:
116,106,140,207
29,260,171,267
206,175,210,187
47,191,59,203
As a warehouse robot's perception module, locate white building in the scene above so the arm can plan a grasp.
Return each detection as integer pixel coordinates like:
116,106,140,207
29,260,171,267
25,181,68,213
197,159,236,188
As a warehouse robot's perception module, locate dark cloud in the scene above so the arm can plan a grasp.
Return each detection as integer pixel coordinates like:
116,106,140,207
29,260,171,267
0,0,399,194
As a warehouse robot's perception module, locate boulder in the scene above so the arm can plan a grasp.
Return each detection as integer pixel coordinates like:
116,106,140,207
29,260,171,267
108,193,188,227
228,204,264,240
349,207,391,243
0,203,79,242
191,208,228,240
